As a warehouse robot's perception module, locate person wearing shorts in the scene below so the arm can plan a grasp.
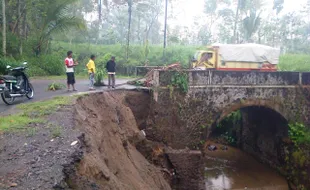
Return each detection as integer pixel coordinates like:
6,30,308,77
65,51,78,91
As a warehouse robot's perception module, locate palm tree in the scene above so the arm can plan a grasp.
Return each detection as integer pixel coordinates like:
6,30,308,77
30,0,85,55
243,9,261,42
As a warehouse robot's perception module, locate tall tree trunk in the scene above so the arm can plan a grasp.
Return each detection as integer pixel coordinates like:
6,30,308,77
126,0,132,62
23,3,27,39
163,0,168,60
137,14,141,44
2,0,6,56
18,0,23,55
233,0,240,44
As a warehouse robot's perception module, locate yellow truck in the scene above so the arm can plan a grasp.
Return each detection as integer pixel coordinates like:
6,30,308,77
191,43,280,71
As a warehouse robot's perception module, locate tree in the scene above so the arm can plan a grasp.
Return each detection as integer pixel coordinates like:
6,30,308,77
126,0,133,61
163,0,168,49
2,0,6,56
243,9,261,42
28,0,86,55
273,0,284,15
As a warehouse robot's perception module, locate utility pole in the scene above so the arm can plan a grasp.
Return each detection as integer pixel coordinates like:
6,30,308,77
163,0,168,61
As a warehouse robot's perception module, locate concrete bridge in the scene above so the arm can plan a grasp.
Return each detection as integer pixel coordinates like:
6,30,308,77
147,70,310,149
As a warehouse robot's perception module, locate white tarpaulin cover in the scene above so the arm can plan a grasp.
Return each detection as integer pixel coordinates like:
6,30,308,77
212,43,280,65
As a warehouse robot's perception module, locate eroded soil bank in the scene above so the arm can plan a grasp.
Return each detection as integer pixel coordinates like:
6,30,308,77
0,91,177,190
71,91,171,190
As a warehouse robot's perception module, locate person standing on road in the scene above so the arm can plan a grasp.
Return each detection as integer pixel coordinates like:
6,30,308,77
65,51,78,91
106,56,116,89
86,55,96,90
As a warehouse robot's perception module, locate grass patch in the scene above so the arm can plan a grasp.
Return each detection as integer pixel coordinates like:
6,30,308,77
18,96,72,117
26,127,37,137
0,115,43,131
278,54,310,72
51,125,62,138
0,96,73,132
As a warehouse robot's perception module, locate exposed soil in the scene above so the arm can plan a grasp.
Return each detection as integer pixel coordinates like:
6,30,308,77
72,91,171,190
0,105,81,190
0,90,171,190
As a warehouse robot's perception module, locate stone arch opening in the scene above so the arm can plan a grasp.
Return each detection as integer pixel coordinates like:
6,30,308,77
204,105,290,189
208,105,289,167
217,99,289,125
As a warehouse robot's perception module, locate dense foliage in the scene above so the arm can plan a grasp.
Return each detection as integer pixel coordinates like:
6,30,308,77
0,0,310,76
288,122,310,146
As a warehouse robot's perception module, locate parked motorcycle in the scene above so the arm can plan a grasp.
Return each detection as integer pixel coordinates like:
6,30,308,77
0,62,34,105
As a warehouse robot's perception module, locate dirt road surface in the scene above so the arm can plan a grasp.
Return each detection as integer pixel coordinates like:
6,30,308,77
0,78,134,113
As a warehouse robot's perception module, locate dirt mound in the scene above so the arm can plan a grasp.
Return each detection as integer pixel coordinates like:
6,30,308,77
72,91,171,190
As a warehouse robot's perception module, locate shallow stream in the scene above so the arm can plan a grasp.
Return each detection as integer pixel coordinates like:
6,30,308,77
204,142,289,190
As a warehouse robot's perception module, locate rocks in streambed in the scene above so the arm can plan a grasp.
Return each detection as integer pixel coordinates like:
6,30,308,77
208,145,217,151
221,146,228,151
205,141,229,152
207,145,228,151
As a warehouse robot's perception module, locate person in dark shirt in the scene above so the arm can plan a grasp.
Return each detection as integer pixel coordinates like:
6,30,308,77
106,56,116,88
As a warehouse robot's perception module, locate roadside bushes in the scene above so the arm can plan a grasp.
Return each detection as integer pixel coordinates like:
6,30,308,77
25,54,65,76
279,54,310,72
3,41,310,77
0,57,20,74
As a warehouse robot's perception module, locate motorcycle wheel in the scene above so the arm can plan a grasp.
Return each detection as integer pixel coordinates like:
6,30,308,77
26,83,34,99
1,90,15,105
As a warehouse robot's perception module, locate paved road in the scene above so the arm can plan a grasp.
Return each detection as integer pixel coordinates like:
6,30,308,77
0,78,135,113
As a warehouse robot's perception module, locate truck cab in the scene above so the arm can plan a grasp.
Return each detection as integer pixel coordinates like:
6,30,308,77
191,44,279,71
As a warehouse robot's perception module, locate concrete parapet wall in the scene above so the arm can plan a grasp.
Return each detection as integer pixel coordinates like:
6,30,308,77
156,70,310,86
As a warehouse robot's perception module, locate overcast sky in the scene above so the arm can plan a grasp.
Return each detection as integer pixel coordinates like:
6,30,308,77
87,0,308,29
168,0,307,27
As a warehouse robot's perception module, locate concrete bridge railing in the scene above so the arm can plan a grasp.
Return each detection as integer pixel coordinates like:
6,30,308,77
153,70,310,87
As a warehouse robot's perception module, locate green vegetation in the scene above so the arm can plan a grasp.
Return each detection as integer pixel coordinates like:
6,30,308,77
288,122,310,145
0,115,43,131
284,122,310,188
51,125,62,138
0,96,73,134
48,82,66,91
170,71,189,93
279,54,310,72
3,42,310,79
0,96,72,132
18,96,71,117
214,111,242,146
26,127,37,137
0,0,310,80
94,69,107,86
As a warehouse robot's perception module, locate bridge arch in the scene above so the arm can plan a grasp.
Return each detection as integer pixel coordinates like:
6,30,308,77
206,100,290,168
216,98,289,125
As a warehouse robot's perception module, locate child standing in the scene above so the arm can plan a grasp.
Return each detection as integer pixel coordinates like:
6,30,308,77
86,55,96,90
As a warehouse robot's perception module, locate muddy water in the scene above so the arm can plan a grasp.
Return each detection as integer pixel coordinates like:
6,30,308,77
204,143,289,190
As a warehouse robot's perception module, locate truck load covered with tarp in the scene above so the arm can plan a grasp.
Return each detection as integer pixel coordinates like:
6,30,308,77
212,43,280,65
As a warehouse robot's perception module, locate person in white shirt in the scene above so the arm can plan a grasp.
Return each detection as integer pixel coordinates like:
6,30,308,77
64,51,78,91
